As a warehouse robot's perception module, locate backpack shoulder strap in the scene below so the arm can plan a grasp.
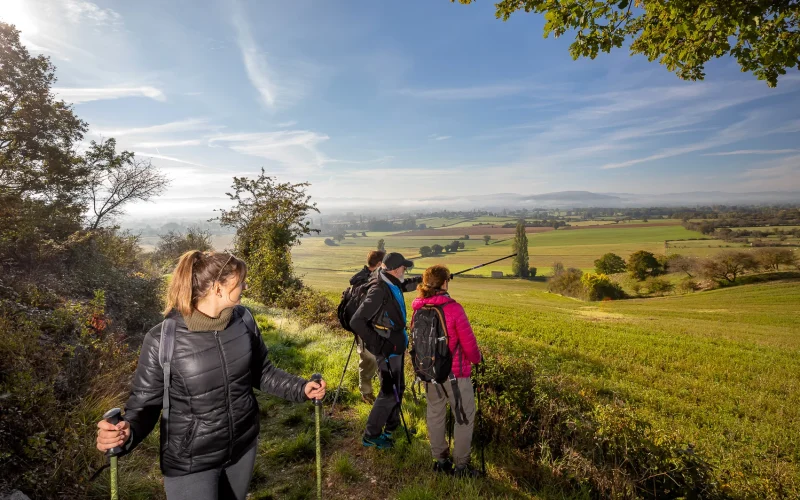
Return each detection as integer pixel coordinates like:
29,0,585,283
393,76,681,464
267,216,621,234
238,305,258,336
158,318,177,440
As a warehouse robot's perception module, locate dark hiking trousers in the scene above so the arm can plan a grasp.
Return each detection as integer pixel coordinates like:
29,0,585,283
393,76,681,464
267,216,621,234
364,354,405,438
163,440,257,500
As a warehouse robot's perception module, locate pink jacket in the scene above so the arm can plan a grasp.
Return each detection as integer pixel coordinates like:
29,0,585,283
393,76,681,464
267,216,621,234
411,294,481,378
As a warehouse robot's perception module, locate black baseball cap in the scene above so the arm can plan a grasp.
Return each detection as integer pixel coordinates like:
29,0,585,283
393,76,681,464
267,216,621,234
382,252,414,270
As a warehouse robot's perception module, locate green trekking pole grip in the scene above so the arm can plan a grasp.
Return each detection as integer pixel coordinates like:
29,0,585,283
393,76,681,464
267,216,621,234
102,408,123,500
311,373,323,500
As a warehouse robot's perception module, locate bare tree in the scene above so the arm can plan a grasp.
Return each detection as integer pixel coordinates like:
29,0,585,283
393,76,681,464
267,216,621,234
754,247,797,271
85,139,169,230
666,254,696,277
698,251,758,283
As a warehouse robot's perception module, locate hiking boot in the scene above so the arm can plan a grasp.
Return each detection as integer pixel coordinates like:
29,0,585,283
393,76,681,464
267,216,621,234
453,464,482,478
433,458,454,475
380,430,394,442
361,393,376,404
362,435,393,450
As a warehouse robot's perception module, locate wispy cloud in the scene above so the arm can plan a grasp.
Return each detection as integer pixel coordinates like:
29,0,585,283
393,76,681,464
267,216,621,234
94,118,217,137
54,86,165,104
133,152,207,168
705,149,800,156
132,139,204,148
209,130,329,168
277,120,298,128
230,0,276,109
397,83,527,100
63,0,122,27
431,135,451,141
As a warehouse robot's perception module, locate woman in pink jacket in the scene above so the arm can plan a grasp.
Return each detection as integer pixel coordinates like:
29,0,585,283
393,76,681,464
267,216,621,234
412,265,482,477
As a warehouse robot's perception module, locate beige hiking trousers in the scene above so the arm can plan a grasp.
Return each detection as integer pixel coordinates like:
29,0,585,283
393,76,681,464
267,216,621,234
426,378,476,467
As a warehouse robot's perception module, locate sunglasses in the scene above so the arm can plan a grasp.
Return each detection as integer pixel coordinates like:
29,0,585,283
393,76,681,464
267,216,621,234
215,254,234,284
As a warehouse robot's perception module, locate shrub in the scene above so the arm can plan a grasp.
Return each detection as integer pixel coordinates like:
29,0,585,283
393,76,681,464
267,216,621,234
581,273,626,301
666,254,696,277
528,266,537,278
627,250,662,281
677,278,700,294
419,246,432,257
548,267,584,299
278,286,338,330
594,253,626,274
324,238,337,246
645,277,674,296
431,244,443,255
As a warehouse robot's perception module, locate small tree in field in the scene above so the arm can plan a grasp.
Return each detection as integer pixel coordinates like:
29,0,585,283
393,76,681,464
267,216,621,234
483,235,491,245
420,246,432,257
432,244,444,255
754,247,796,271
377,239,385,251
450,240,461,252
216,169,319,304
594,253,626,275
458,241,465,250
666,254,697,277
334,233,345,243
698,251,758,283
512,220,529,277
627,250,661,281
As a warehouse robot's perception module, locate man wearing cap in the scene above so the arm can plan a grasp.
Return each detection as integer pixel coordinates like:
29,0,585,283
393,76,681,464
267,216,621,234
349,250,385,404
350,252,421,449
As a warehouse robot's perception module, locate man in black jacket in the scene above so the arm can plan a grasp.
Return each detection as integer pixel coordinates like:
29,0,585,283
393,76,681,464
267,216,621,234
349,250,385,404
350,252,421,449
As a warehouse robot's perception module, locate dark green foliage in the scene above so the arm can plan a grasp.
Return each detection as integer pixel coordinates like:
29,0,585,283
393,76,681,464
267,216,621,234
594,252,626,275
216,169,319,305
432,244,443,255
627,250,662,281
483,234,491,245
528,266,537,278
645,277,675,296
455,0,800,87
582,273,626,301
419,245,432,257
512,220,529,277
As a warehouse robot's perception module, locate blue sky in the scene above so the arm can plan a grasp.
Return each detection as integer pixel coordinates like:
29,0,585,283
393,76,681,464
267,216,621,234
2,0,799,218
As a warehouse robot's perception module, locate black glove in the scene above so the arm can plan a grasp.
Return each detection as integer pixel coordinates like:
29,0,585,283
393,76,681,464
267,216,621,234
407,276,422,284
449,274,454,280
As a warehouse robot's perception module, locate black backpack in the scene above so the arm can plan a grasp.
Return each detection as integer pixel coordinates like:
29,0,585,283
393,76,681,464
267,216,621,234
409,304,453,384
337,279,376,332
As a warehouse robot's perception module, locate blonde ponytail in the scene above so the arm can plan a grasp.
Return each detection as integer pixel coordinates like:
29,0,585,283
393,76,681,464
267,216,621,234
164,250,202,317
163,251,248,317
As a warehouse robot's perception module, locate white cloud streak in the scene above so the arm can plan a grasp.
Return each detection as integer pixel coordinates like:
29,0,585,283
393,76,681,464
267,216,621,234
94,118,216,137
230,0,276,109
209,130,329,168
132,139,204,148
62,0,122,27
704,149,800,156
133,152,207,168
54,86,165,104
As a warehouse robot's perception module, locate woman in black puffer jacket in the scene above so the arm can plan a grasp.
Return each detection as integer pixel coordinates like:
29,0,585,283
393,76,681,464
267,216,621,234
95,250,326,500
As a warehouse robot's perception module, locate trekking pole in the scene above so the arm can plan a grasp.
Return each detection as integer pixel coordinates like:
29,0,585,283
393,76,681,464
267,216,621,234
450,254,517,278
102,408,124,500
311,373,323,500
328,338,356,417
384,358,412,444
475,363,485,475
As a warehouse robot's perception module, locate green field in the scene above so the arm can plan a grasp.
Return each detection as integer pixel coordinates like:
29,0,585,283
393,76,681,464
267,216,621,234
299,267,800,498
287,218,800,497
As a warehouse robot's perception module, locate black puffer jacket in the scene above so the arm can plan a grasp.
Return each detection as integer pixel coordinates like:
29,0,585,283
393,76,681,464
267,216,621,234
120,306,308,476
350,271,420,357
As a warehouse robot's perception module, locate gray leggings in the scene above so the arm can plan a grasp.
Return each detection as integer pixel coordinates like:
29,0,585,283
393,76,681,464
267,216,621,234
163,442,257,500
